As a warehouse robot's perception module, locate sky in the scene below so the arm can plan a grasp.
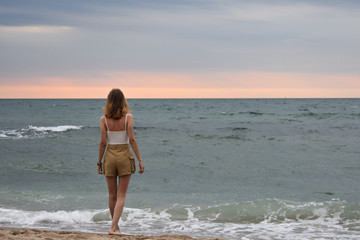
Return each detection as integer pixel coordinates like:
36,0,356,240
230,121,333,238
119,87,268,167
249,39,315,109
0,0,359,98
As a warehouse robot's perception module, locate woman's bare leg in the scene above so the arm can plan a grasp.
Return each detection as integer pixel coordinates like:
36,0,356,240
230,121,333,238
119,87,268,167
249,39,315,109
106,176,117,219
109,174,131,234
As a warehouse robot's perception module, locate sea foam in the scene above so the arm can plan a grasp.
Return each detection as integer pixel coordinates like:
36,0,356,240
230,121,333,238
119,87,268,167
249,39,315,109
0,125,82,139
1,199,360,239
27,125,82,132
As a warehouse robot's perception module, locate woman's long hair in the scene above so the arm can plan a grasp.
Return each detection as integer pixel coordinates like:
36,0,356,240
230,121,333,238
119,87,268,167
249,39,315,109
103,88,130,119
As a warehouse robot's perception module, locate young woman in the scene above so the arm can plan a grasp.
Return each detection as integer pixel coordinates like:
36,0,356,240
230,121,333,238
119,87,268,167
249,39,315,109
97,88,144,235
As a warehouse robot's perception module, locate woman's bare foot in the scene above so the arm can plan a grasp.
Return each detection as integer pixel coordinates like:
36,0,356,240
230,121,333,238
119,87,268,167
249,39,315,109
108,231,124,236
109,227,123,236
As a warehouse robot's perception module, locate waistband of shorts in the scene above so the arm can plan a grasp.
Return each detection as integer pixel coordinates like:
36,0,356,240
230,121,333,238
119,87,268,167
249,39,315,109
107,144,130,149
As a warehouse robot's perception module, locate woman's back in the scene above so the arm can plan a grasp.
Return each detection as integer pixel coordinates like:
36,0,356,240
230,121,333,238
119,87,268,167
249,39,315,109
105,115,127,131
105,114,129,144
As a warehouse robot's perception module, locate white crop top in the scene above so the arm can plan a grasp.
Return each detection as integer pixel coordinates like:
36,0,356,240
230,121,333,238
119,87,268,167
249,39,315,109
104,114,129,144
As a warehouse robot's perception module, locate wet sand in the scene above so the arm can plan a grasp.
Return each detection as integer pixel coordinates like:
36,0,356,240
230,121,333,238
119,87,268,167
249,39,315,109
0,228,226,240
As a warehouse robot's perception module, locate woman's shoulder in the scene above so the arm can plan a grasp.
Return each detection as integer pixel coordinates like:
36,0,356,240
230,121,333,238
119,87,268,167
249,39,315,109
126,113,134,122
100,116,106,122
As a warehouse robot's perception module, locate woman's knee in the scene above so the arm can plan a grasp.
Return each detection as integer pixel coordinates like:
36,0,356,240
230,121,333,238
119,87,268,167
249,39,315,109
109,192,117,202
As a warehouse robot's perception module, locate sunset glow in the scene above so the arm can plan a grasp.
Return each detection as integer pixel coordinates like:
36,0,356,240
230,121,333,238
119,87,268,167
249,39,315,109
1,72,359,98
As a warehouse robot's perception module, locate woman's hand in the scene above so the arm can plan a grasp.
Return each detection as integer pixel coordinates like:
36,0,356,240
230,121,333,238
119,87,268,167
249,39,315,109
138,161,144,174
97,164,103,174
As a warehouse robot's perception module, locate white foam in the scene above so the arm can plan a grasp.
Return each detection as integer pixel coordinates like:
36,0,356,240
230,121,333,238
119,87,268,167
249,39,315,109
0,207,99,226
0,206,359,239
0,133,8,138
0,125,82,139
27,125,82,132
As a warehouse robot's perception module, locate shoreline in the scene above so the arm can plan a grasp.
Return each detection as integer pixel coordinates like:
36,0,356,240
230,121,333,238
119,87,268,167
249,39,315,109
0,228,226,240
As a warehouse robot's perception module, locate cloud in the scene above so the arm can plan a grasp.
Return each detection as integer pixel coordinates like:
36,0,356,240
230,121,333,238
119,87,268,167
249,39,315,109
0,25,72,33
1,0,359,75
0,0,359,97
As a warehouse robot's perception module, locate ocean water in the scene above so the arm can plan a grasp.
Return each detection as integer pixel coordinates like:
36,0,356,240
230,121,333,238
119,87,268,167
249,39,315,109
0,98,359,240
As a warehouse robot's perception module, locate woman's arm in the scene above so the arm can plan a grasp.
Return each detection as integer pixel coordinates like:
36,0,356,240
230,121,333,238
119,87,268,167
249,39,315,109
127,114,144,174
97,116,107,174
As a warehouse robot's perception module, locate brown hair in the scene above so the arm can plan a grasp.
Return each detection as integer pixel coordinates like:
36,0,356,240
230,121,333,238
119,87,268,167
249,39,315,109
103,88,130,119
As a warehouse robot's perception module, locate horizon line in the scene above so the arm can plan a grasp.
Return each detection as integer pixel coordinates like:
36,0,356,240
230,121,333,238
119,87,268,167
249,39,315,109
1,97,359,100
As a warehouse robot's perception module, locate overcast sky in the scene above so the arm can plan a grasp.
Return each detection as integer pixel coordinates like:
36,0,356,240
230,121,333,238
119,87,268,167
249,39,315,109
1,0,359,98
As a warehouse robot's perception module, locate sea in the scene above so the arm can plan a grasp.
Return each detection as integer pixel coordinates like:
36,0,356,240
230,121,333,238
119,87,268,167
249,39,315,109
0,98,359,240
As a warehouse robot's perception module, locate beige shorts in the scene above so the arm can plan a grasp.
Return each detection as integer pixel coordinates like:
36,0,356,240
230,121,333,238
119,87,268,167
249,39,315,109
103,144,136,177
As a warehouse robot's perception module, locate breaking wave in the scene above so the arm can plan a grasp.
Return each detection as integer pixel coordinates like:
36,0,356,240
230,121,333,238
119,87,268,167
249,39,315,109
0,125,82,139
1,199,359,239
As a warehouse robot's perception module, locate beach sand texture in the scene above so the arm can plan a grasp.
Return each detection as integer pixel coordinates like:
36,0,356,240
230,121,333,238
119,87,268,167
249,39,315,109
0,228,226,240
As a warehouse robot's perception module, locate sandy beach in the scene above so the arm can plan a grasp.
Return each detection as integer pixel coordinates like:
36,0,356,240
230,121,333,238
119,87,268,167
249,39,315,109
0,228,226,240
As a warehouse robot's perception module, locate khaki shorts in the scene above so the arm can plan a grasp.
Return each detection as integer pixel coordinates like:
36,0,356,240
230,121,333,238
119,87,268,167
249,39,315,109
103,144,136,177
